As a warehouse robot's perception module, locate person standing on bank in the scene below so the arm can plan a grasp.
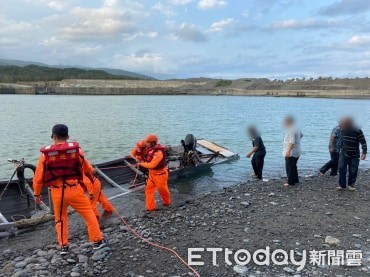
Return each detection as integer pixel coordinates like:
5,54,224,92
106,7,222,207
283,116,303,187
319,123,342,176
337,117,367,191
33,124,105,255
246,126,266,180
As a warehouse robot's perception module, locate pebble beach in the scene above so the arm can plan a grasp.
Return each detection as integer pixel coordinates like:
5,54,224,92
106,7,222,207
1,172,369,277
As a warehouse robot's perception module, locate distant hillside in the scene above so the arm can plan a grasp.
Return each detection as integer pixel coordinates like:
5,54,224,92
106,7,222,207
97,68,153,80
0,58,154,80
0,65,141,82
0,58,47,67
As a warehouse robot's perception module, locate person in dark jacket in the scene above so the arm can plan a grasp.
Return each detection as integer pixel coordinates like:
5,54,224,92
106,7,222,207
246,126,266,180
337,117,367,191
319,124,342,176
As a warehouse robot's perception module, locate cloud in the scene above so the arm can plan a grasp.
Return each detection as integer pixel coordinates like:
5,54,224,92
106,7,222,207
123,31,158,41
250,0,296,13
152,2,176,16
44,0,146,40
0,17,36,35
2,0,370,78
319,0,370,16
114,51,169,74
268,18,343,30
170,0,195,5
172,23,207,42
71,45,103,56
348,35,370,46
0,15,39,48
25,0,73,11
197,0,227,10
241,9,249,17
209,18,237,32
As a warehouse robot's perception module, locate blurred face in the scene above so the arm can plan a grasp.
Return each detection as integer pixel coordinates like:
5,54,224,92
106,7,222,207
341,117,353,130
283,118,293,128
247,127,256,138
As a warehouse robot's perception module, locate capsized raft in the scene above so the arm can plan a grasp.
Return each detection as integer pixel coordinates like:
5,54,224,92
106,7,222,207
0,136,239,235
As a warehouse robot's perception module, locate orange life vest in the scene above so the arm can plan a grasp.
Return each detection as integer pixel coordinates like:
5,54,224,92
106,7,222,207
143,145,167,170
40,142,82,187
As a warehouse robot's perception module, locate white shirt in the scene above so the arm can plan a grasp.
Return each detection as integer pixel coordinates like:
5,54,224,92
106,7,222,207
283,126,303,158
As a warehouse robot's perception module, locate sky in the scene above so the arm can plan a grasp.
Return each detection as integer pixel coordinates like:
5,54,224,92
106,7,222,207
1,0,370,79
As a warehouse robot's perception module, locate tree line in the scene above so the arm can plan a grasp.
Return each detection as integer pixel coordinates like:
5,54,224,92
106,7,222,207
0,65,137,83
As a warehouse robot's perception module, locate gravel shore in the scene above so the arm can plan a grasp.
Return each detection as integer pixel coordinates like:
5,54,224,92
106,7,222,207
1,172,369,277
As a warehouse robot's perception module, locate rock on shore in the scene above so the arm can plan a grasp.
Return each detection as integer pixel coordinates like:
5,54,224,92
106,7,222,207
1,173,369,276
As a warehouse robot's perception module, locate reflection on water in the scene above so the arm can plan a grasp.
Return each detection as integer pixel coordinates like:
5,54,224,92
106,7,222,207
0,95,369,194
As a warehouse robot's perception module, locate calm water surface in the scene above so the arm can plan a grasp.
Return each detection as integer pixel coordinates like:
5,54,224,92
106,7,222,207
1,95,369,194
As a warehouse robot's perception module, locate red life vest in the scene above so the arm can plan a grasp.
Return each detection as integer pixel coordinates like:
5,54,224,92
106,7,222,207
143,145,167,170
40,142,82,187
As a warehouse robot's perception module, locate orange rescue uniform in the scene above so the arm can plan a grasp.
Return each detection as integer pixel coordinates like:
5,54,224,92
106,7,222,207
140,150,171,211
84,175,115,218
33,147,103,247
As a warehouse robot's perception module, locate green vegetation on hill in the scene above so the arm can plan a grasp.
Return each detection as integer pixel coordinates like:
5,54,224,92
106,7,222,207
0,65,139,82
215,80,232,87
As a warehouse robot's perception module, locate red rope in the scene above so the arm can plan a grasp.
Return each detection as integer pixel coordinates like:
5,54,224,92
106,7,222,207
112,165,200,277
114,211,200,277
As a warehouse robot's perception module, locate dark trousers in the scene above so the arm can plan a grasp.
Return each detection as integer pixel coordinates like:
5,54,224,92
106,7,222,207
285,157,299,185
320,152,339,176
338,154,360,188
251,154,265,179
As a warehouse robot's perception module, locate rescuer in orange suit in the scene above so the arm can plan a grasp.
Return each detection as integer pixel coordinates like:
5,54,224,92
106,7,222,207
33,124,105,255
139,134,171,211
84,173,115,219
130,140,148,162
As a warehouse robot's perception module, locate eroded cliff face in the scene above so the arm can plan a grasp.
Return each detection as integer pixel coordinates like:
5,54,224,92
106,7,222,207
1,78,370,98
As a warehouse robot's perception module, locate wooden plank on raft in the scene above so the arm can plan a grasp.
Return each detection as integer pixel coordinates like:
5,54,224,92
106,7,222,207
197,140,236,158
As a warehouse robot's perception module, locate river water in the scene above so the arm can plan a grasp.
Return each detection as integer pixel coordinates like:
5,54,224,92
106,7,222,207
1,95,369,194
